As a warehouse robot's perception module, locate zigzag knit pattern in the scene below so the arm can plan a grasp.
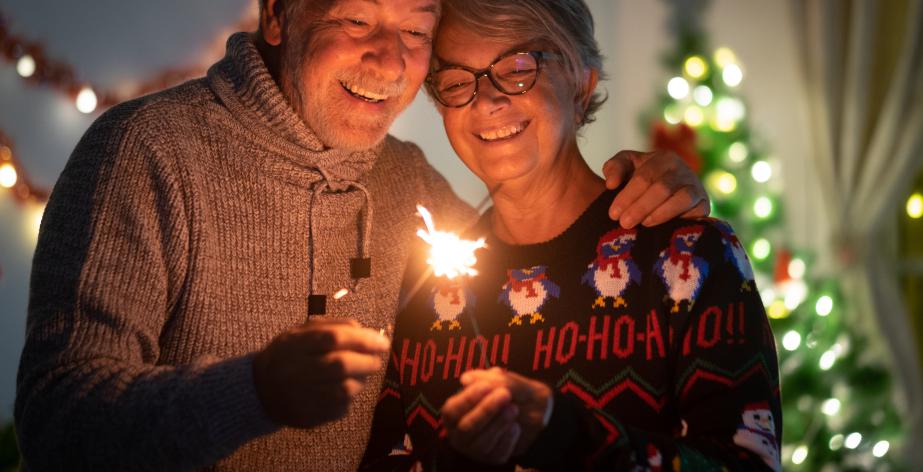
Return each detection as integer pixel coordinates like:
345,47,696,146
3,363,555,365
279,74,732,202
676,353,781,400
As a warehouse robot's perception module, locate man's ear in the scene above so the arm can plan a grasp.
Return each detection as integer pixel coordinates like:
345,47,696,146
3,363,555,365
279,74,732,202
260,0,284,46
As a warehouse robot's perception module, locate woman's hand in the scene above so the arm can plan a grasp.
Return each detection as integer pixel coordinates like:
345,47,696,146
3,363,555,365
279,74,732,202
601,149,710,228
441,367,553,464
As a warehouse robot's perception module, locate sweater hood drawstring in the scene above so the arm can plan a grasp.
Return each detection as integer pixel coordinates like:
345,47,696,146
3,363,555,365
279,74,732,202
307,167,373,316
205,33,379,318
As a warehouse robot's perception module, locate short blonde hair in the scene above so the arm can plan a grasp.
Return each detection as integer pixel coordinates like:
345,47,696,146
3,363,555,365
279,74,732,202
434,0,607,127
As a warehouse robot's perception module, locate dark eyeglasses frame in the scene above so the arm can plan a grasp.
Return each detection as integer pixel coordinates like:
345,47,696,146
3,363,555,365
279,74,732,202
427,50,551,108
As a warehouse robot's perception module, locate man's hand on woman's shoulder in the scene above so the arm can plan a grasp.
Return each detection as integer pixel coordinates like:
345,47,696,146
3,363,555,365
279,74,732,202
601,149,710,228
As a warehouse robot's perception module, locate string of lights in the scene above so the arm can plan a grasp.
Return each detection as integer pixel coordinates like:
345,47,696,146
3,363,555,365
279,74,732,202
0,6,258,204
0,7,257,114
0,5,258,281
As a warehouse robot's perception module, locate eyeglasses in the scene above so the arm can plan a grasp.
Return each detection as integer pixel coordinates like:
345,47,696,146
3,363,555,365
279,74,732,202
427,51,551,108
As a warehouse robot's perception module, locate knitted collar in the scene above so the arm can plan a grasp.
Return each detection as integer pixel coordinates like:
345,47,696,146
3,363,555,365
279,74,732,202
208,32,383,298
206,32,381,187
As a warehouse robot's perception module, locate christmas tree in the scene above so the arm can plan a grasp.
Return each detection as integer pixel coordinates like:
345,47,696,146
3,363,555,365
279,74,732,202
644,1,905,469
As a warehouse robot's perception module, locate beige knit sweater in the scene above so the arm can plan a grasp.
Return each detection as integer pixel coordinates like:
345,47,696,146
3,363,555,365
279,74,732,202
15,32,473,471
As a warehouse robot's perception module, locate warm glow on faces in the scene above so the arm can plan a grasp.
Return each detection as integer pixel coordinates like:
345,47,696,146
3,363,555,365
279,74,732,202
434,17,585,188
280,0,438,151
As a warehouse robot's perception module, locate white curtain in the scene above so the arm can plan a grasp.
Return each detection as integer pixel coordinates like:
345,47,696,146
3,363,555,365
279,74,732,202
790,0,923,466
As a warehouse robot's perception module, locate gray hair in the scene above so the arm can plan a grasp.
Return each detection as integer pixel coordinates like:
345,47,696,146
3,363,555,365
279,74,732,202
434,0,607,128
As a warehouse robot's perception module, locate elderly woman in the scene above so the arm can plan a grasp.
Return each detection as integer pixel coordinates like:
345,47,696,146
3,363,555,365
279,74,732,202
361,0,781,470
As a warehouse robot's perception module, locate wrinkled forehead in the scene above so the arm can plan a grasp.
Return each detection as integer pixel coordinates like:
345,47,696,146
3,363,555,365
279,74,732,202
283,0,441,43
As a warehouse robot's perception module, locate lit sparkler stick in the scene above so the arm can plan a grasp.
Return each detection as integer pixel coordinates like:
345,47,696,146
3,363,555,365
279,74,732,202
330,287,392,339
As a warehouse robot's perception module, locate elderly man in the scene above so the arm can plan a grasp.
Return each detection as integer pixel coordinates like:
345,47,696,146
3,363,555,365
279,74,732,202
15,0,708,470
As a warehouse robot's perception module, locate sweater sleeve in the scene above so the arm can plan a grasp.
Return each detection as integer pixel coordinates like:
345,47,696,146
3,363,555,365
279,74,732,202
362,252,507,472
518,220,782,471
15,106,278,471
359,346,417,472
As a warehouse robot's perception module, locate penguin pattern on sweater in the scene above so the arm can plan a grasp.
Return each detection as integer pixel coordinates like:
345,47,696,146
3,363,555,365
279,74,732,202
361,189,781,471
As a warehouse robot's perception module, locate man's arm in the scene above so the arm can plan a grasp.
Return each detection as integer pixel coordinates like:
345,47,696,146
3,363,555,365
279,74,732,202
418,146,709,229
15,109,278,471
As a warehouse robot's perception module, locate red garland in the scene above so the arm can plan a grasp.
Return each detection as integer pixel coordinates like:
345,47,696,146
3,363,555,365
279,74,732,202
0,8,257,109
0,7,260,281
0,6,256,203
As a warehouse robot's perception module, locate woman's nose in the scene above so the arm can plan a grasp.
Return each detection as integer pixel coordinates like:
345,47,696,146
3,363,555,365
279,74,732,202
471,75,510,115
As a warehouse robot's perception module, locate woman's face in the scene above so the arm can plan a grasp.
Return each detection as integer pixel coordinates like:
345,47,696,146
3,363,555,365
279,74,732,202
433,17,583,188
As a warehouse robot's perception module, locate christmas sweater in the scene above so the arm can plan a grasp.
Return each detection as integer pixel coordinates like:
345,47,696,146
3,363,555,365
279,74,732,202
361,189,782,471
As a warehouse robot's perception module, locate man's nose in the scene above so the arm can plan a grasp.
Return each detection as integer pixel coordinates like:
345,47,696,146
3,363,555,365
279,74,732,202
363,28,406,82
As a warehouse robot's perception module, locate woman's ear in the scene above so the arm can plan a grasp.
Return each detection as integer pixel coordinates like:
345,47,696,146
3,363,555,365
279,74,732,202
576,68,599,124
260,0,285,46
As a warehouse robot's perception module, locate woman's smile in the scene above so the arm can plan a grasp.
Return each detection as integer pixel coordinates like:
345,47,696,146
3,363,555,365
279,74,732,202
475,120,531,142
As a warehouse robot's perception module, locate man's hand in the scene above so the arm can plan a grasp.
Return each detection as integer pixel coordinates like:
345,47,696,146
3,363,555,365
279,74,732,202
601,149,710,228
441,368,553,464
252,319,390,429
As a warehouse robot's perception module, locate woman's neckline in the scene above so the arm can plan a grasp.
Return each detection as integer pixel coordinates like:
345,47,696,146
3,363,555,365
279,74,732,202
483,187,616,251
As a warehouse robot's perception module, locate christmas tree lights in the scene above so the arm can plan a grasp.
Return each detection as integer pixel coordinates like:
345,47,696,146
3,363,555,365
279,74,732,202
644,2,905,468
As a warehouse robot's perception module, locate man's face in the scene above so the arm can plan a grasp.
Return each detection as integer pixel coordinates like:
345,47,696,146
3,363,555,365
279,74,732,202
279,0,439,151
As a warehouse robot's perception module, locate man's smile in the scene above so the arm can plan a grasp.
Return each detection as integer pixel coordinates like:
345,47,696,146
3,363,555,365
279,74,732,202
339,80,389,103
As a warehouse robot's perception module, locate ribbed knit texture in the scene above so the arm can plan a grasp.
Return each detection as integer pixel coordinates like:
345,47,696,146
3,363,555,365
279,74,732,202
15,32,473,471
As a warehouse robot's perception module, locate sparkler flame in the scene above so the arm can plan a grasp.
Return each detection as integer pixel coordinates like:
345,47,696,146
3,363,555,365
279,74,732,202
415,204,486,279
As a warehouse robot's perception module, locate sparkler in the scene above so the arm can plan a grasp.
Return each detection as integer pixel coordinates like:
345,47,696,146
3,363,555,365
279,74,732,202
401,193,497,367
399,192,495,313
415,204,487,279
331,192,495,359
327,194,493,353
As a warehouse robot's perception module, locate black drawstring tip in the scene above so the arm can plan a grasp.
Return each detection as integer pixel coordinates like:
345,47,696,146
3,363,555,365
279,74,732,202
308,294,327,316
350,257,372,279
